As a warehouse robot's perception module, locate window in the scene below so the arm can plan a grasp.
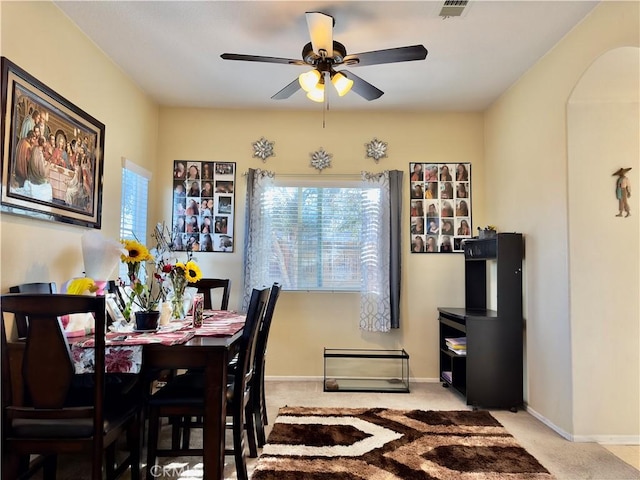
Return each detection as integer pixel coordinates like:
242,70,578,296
244,169,401,330
118,158,151,280
262,181,366,291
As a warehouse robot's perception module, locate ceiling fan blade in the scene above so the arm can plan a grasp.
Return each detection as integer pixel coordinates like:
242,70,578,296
221,53,306,66
340,70,384,101
344,45,428,67
271,78,302,100
306,12,334,57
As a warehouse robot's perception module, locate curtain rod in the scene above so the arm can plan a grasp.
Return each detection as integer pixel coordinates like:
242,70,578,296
242,171,366,179
275,173,363,178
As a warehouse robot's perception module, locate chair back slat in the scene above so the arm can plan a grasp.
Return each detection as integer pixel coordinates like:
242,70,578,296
253,283,281,384
23,315,74,409
235,287,269,393
256,283,281,367
193,278,231,310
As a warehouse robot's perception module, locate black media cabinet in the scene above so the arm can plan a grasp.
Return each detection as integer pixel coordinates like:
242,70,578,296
438,232,524,411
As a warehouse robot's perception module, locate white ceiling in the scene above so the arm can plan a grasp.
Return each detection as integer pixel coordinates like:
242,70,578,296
54,1,599,112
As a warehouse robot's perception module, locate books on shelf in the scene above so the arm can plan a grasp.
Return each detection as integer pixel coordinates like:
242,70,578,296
442,371,452,383
448,348,466,356
445,336,467,355
445,336,466,348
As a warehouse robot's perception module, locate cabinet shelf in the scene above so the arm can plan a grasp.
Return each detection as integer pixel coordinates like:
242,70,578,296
438,233,524,411
440,348,467,358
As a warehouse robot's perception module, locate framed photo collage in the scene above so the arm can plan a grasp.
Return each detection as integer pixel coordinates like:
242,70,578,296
410,162,471,253
171,160,235,253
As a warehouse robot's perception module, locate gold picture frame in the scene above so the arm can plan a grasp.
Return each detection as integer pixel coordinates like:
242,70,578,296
1,57,105,228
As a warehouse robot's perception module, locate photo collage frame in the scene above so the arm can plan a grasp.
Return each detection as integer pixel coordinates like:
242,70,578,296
410,162,472,253
172,160,235,252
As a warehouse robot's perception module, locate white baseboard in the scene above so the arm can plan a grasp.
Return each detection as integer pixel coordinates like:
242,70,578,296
266,376,323,382
574,435,640,445
408,377,441,383
526,406,640,444
265,376,441,383
525,405,574,441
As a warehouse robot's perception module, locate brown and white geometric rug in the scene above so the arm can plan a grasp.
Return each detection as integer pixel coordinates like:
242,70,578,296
251,406,555,480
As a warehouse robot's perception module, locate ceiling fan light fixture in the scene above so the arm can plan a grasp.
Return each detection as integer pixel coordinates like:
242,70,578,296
306,82,325,102
331,71,353,96
299,69,321,92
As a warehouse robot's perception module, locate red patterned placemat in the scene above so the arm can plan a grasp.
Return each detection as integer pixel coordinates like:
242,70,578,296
72,329,196,347
195,310,245,337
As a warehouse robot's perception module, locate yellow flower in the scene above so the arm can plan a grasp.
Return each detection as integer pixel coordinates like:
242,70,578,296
121,239,153,263
184,260,202,283
67,277,98,295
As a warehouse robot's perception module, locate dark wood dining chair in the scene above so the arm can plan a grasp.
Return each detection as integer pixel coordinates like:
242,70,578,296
193,278,230,310
0,294,143,480
177,283,281,451
8,282,57,340
1,304,50,480
144,286,270,480
250,282,281,447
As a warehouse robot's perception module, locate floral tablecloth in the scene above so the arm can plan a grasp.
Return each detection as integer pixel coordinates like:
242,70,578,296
69,310,245,374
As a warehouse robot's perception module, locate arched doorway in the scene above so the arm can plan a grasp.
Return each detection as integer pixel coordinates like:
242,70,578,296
567,47,639,439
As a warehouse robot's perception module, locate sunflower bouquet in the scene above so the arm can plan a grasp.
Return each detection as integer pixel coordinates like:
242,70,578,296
120,239,165,317
151,223,203,319
162,260,202,319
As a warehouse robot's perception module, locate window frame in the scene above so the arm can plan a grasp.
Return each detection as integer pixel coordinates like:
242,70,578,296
118,158,151,281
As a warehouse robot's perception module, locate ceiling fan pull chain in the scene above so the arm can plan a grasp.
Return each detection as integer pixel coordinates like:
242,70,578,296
323,99,326,128
323,90,329,128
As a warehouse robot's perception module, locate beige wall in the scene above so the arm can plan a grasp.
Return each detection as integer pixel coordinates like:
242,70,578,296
484,2,639,439
156,109,484,379
0,1,159,338
1,0,638,441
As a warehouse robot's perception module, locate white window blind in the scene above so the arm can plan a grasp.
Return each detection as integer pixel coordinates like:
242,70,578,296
262,181,364,291
119,158,151,280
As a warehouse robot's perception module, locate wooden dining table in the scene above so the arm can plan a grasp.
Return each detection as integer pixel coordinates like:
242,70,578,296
8,310,246,480
142,331,242,478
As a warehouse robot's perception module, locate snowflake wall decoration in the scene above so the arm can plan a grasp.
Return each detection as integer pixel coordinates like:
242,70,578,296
252,137,275,162
310,148,332,171
365,138,388,162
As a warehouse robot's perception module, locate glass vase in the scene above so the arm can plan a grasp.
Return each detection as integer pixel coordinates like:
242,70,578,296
170,291,186,319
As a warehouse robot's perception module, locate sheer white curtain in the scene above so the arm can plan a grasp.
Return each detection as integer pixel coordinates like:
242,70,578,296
242,168,275,311
360,170,403,332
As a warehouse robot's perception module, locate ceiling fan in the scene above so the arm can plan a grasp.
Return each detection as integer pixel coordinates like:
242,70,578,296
221,11,428,103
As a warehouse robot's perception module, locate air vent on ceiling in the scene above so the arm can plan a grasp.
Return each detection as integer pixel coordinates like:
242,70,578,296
439,0,469,18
